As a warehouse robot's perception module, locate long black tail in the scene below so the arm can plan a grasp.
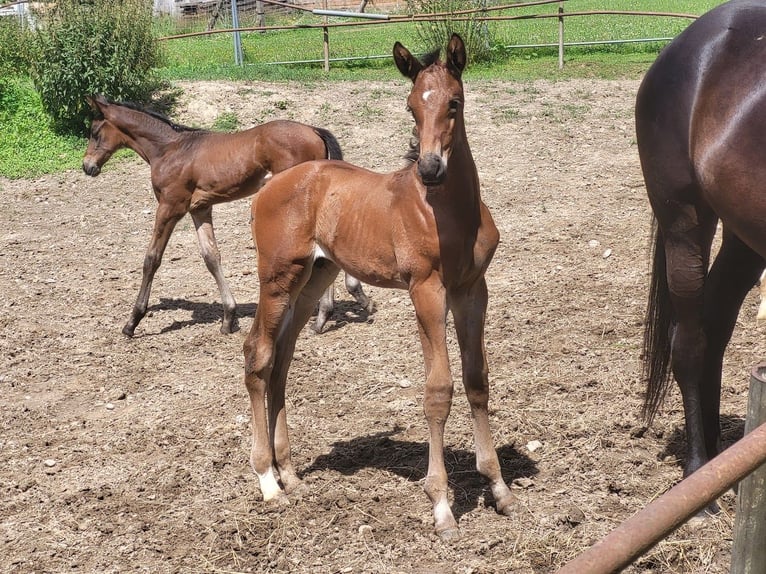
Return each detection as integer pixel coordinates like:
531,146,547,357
641,215,674,423
314,127,343,161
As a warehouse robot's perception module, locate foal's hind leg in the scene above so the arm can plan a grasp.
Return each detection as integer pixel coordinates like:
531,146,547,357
345,274,372,312
268,260,341,492
452,280,517,517
191,207,238,334
314,281,335,334
702,230,764,461
314,274,371,333
123,200,187,337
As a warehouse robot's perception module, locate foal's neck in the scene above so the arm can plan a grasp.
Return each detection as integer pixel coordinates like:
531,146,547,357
116,108,184,165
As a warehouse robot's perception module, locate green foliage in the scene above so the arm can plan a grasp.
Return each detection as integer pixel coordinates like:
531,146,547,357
211,111,239,132
29,0,163,136
0,78,83,179
0,18,31,77
405,0,492,62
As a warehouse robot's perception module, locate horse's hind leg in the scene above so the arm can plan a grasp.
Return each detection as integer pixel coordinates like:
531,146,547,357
314,281,335,334
269,259,340,492
123,200,187,337
661,204,718,479
191,207,238,334
451,279,517,518
702,230,764,461
345,274,372,312
314,273,371,333
243,282,292,503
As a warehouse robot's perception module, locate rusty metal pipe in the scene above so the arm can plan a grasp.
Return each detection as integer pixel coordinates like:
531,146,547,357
556,418,766,574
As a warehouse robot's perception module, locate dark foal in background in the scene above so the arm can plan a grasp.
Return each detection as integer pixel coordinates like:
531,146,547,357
83,95,369,337
638,0,766,508
242,35,516,539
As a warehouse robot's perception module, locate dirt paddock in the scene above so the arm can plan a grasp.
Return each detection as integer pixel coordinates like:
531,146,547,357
2,77,764,573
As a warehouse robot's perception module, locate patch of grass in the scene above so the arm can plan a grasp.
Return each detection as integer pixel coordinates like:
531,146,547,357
211,111,239,132
0,78,84,179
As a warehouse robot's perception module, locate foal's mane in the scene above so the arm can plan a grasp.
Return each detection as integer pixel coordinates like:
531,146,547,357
403,47,442,165
103,98,202,133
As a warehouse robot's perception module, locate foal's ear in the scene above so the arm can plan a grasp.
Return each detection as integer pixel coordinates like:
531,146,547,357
393,41,423,82
86,94,107,117
446,33,467,77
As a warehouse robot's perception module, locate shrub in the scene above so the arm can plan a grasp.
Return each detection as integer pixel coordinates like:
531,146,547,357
0,17,31,77
29,0,163,135
406,0,493,62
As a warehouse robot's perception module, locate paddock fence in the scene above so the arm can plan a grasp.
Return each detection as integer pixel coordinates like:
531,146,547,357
154,0,702,70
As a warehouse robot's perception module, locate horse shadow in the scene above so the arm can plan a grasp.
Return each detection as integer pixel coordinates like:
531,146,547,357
146,296,373,335
658,414,746,469
300,427,537,522
146,298,257,334
315,299,376,333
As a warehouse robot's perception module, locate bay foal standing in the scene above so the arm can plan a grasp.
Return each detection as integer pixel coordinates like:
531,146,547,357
243,35,516,539
83,95,368,336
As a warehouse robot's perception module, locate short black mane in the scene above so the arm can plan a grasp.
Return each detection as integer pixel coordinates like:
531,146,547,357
106,98,202,133
419,48,441,69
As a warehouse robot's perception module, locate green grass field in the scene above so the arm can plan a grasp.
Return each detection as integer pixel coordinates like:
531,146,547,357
0,0,729,177
157,0,726,81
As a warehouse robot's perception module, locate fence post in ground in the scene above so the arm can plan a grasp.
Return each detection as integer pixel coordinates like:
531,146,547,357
231,0,243,65
558,1,564,69
731,363,766,574
322,0,330,72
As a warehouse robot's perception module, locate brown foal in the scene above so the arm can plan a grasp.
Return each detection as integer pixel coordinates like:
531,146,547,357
243,35,516,539
82,95,369,337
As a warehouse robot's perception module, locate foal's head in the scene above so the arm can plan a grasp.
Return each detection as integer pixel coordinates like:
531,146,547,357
394,34,467,187
82,95,127,177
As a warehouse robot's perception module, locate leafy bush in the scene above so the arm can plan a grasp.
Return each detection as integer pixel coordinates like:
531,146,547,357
29,0,163,135
0,18,31,77
405,0,492,62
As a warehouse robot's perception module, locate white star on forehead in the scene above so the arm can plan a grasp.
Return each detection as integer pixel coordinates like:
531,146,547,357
422,90,432,102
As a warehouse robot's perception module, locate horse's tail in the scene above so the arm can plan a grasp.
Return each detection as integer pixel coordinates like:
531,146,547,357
314,127,344,161
641,215,674,424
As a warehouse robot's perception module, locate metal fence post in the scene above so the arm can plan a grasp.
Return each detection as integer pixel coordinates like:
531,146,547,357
231,0,243,66
558,1,564,69
731,363,766,574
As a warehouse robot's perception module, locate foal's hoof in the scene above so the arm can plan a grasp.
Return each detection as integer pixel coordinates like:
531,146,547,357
263,492,291,510
496,493,522,517
122,324,136,338
220,318,239,334
437,527,461,542
284,481,309,499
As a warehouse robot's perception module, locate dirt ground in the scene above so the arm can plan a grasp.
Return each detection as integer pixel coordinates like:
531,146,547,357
2,75,764,573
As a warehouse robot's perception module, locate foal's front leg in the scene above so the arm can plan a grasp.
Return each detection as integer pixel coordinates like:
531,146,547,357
410,278,460,540
191,207,238,334
451,280,517,516
123,199,187,337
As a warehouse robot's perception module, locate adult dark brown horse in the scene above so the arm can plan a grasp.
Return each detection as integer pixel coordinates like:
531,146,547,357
82,95,369,337
242,35,516,539
638,0,766,493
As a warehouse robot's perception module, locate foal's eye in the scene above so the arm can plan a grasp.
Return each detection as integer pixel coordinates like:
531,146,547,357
448,99,461,116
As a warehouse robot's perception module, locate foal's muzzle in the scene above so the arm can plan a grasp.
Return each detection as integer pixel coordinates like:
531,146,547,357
417,153,447,186
82,160,101,177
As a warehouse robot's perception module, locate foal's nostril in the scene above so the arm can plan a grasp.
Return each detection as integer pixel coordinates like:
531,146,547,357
82,161,101,177
417,153,446,185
